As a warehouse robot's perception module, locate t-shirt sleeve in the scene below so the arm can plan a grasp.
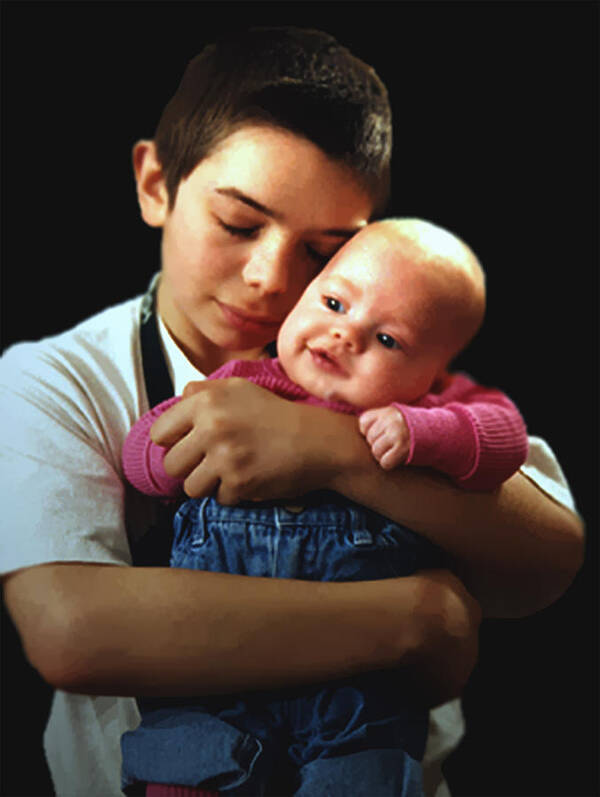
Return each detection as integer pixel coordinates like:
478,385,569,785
0,343,134,575
520,436,578,514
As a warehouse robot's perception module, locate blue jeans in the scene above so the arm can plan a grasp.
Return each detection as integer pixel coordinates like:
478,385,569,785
122,493,445,795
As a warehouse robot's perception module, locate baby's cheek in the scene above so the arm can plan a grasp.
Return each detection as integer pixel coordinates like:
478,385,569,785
358,369,400,408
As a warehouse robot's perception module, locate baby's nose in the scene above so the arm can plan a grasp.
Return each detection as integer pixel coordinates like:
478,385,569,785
332,324,363,352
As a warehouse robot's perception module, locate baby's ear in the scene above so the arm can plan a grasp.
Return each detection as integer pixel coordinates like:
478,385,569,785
132,140,169,227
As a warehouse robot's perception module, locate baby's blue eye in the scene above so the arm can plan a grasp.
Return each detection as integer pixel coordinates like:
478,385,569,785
325,297,345,313
377,333,401,350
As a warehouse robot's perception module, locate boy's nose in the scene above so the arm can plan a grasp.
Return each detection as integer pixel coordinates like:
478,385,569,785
242,237,291,295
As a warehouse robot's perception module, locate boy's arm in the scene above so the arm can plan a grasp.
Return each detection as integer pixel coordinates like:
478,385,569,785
3,562,480,709
359,374,530,491
1,347,477,706
153,378,583,618
331,442,582,618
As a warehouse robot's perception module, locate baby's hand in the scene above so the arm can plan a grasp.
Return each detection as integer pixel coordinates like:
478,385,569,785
358,405,411,470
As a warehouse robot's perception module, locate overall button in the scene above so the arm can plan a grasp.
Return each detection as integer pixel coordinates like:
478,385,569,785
351,529,373,545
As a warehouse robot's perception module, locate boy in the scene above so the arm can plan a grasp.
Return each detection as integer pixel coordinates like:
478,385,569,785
0,27,581,797
120,219,528,795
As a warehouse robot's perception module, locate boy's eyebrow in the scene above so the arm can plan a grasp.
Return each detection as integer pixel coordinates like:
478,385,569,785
214,187,364,238
216,187,278,218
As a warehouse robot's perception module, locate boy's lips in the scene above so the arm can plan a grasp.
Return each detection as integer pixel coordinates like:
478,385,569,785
217,301,283,333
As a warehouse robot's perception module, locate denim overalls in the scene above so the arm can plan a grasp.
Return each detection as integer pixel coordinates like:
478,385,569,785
122,492,446,796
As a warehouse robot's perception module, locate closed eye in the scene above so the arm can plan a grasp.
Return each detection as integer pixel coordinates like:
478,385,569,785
217,219,260,238
377,333,402,350
306,245,331,267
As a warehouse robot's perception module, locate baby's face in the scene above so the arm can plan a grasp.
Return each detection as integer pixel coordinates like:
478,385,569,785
277,226,461,408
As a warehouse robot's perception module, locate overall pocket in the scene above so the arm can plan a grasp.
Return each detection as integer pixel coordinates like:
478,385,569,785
170,497,211,568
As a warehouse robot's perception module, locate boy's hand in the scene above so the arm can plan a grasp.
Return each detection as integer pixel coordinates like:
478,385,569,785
358,405,411,470
149,377,353,505
182,380,206,400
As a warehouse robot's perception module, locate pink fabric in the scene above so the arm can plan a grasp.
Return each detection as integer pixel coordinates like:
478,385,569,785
211,358,358,414
122,359,528,496
146,784,219,797
396,372,529,490
122,396,182,497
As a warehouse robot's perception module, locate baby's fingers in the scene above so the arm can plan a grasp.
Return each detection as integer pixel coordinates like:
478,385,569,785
358,409,388,445
358,409,378,437
378,444,406,471
367,434,406,471
359,405,411,470
368,432,393,463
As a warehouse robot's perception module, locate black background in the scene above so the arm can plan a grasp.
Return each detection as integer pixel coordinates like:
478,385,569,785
1,2,598,795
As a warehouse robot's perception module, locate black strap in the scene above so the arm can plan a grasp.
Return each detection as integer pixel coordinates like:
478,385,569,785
139,273,175,407
132,274,177,568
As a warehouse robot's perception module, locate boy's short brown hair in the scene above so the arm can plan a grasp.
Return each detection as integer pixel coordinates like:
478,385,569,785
154,27,392,215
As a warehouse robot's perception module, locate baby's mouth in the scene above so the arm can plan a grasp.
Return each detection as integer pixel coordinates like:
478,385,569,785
308,347,347,376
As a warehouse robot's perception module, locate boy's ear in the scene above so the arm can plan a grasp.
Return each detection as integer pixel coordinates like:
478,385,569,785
132,140,170,227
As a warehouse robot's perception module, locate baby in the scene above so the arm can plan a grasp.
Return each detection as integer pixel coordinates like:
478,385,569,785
121,219,528,797
124,218,528,496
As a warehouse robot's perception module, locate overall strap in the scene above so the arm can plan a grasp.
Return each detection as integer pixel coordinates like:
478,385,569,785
140,273,174,406
133,273,177,567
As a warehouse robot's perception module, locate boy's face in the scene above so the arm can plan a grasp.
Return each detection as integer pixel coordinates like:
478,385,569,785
139,125,373,373
277,226,460,408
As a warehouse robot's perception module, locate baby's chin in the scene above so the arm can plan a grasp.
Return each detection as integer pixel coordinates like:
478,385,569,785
295,373,344,403
309,382,358,407
317,386,345,402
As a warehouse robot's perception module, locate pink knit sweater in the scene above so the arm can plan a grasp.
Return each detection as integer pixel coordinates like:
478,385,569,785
122,358,528,497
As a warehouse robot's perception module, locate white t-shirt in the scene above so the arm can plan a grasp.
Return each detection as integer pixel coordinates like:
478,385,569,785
0,295,578,797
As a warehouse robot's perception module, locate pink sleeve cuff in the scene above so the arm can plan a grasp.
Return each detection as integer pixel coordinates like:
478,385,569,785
122,397,184,498
396,398,529,491
398,402,476,475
